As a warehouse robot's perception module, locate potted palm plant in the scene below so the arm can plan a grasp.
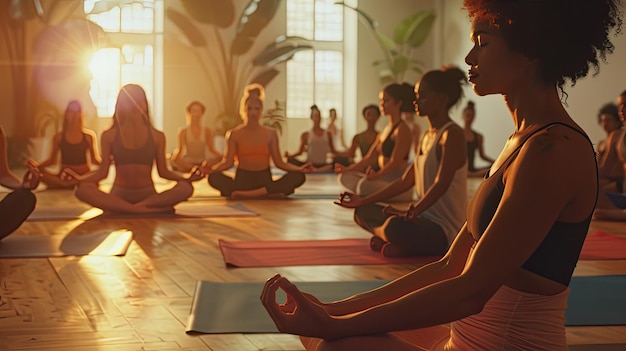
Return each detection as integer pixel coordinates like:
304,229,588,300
336,2,436,84
167,0,312,134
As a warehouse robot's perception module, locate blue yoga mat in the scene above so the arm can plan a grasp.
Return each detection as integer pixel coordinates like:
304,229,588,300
566,275,626,326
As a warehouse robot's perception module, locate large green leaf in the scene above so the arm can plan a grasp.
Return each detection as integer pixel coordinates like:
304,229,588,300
250,68,280,88
180,0,234,28
393,9,436,48
166,8,207,47
252,43,313,67
335,2,377,30
231,0,281,56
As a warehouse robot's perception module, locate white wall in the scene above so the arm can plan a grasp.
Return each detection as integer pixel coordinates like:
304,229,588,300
440,0,626,168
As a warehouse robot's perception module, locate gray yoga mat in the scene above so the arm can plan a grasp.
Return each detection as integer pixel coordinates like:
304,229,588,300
0,229,133,257
186,275,626,334
27,202,257,221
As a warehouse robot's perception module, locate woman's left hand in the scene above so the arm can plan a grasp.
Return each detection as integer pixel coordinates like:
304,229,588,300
364,166,378,180
403,203,420,222
21,168,41,190
261,274,336,340
299,163,316,173
186,166,205,181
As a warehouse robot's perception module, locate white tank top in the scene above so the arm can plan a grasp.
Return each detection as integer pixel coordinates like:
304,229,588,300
307,129,330,165
185,127,207,163
415,121,467,244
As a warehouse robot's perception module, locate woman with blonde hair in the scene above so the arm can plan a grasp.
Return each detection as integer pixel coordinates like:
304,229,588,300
203,84,313,198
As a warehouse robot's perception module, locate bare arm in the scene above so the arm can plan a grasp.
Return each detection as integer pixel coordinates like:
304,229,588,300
285,132,307,158
34,133,61,168
85,130,102,165
208,130,236,173
339,137,381,172
170,128,186,162
72,129,113,183
205,127,221,156
270,129,311,172
407,126,467,218
367,123,412,180
154,130,194,181
330,133,593,338
598,129,622,178
0,127,22,189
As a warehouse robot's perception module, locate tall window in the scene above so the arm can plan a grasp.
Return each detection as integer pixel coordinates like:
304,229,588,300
84,0,163,127
286,0,343,118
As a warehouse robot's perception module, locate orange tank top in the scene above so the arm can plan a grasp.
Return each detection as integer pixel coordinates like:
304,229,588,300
236,128,271,164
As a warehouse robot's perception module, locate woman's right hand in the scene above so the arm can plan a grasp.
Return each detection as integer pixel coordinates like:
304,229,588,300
21,168,41,190
60,168,81,185
334,163,347,173
334,191,363,208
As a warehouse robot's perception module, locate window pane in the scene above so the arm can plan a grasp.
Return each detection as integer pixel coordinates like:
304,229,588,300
89,48,121,117
314,0,343,41
85,0,154,33
287,0,314,39
315,51,343,113
286,51,314,118
286,50,342,118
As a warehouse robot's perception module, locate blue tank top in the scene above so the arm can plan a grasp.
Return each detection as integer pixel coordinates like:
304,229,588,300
466,122,597,285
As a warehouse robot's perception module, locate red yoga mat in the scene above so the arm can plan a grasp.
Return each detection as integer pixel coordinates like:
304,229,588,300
579,230,626,260
219,238,442,267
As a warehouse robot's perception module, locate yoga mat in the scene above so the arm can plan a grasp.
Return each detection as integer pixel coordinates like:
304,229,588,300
565,275,626,326
219,238,441,267
0,229,133,257
27,202,257,221
187,280,388,333
579,230,626,260
187,275,626,334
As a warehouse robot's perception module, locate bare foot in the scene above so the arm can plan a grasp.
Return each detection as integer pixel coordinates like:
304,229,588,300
369,236,386,251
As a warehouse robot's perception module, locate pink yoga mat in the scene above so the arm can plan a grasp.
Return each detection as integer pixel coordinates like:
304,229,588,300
219,238,441,267
580,230,626,260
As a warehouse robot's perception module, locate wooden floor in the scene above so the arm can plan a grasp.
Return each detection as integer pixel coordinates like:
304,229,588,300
1,173,625,350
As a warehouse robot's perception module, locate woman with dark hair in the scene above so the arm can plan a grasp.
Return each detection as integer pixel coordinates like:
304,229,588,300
335,83,415,202
0,126,39,240
67,84,202,214
462,100,495,177
285,105,342,172
28,100,101,188
170,100,221,173
341,104,381,165
597,99,624,192
203,84,312,199
336,66,468,258
261,1,622,349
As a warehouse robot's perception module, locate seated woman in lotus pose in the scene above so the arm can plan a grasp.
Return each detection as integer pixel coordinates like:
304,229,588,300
462,100,495,177
594,89,626,221
340,104,381,167
286,105,343,172
261,0,618,349
0,126,39,240
203,85,313,199
170,100,221,173
67,84,203,214
336,66,468,258
335,83,415,202
29,100,101,189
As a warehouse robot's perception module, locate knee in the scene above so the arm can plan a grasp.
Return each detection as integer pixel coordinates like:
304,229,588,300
74,182,96,201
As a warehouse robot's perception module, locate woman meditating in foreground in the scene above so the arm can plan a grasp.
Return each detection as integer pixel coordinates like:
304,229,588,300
261,1,621,350
203,84,313,199
68,84,203,214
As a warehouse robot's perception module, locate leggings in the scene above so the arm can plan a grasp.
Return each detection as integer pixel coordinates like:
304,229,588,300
0,188,36,240
339,170,414,202
354,203,448,256
208,168,305,197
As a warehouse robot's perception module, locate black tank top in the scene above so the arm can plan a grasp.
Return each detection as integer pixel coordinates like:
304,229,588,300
466,122,597,285
59,133,89,165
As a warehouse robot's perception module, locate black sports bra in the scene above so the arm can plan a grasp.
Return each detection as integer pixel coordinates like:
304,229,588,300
381,122,408,160
111,129,156,166
466,122,597,285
